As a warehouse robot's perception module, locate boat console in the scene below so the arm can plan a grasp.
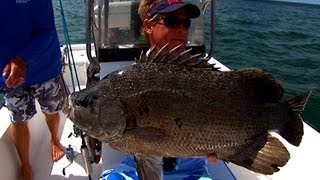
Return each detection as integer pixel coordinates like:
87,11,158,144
91,0,207,64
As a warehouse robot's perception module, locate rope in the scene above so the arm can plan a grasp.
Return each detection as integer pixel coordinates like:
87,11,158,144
57,0,81,93
56,3,93,179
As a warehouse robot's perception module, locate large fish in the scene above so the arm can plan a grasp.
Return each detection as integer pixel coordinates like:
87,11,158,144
64,45,311,179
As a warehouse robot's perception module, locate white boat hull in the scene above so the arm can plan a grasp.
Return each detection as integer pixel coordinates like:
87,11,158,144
0,44,319,180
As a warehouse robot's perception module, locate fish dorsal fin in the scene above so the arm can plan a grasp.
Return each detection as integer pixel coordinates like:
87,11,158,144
135,156,163,180
234,68,284,102
137,44,220,71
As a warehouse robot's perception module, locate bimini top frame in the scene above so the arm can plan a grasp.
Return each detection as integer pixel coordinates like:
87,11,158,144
85,0,215,63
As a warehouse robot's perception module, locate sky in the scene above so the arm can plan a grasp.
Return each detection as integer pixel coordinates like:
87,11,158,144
274,0,320,5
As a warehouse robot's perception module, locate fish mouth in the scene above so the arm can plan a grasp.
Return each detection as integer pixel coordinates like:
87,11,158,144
94,130,123,142
75,123,123,142
94,108,127,142
63,92,126,143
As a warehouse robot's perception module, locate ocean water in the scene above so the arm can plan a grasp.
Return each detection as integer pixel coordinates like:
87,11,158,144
53,0,319,131
211,0,320,131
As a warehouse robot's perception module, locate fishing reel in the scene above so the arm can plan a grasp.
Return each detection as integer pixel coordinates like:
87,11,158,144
68,124,82,138
65,144,76,162
63,125,102,179
68,125,102,164
62,144,79,176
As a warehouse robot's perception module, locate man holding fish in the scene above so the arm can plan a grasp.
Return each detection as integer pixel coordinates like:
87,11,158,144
100,0,219,179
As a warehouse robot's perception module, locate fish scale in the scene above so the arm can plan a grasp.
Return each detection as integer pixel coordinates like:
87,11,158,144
64,45,311,177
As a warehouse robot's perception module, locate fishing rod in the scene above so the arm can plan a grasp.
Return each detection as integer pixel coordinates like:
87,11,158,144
64,125,101,179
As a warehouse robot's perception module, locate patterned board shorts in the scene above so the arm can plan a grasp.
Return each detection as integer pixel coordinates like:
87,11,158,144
4,74,70,123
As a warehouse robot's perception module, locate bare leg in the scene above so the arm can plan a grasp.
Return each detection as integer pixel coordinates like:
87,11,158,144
44,112,65,162
11,122,32,180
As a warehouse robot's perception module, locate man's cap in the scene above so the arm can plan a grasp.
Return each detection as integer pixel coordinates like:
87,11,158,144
146,0,200,19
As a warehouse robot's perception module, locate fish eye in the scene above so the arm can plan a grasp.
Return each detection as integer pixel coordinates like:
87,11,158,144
86,93,99,107
74,92,100,108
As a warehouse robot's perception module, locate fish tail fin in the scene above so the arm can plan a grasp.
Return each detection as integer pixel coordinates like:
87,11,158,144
279,91,311,146
231,133,289,175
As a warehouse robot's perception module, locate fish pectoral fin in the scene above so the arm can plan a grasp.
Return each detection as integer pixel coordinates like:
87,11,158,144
124,127,165,141
135,156,163,180
231,133,289,175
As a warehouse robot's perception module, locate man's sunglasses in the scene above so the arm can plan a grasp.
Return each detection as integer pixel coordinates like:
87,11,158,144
156,16,191,29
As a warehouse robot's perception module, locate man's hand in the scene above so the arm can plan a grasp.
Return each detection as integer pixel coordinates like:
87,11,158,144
208,152,218,164
3,56,26,88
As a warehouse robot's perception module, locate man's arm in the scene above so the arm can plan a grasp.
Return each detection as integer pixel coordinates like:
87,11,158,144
16,0,60,65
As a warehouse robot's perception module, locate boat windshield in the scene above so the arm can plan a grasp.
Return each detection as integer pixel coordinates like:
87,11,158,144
92,0,206,49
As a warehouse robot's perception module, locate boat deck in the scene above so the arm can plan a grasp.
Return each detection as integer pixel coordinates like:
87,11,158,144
0,44,320,179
